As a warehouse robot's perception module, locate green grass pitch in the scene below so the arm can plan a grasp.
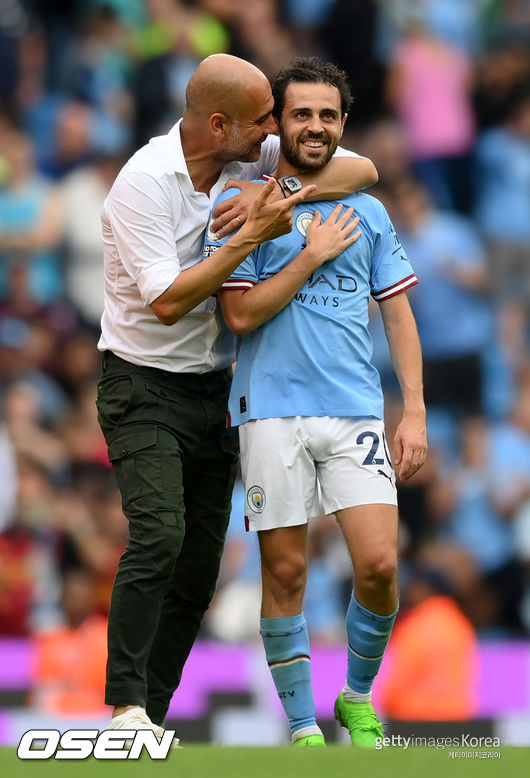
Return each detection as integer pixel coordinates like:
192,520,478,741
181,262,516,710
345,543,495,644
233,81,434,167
2,745,527,778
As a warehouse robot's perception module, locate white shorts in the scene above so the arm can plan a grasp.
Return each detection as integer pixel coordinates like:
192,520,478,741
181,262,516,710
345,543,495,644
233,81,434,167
239,416,397,532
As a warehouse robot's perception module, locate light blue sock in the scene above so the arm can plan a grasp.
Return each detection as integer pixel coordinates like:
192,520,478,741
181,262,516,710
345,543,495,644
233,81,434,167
260,613,318,735
346,594,398,694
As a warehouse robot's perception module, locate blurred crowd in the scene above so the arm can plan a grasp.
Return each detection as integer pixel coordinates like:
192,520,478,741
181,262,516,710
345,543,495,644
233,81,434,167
0,0,530,717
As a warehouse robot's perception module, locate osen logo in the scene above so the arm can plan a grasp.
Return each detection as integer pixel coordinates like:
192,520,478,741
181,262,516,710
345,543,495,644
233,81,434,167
17,729,176,760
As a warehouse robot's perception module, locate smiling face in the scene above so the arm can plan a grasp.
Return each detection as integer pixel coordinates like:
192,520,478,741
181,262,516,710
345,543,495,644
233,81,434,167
214,82,277,164
278,81,346,172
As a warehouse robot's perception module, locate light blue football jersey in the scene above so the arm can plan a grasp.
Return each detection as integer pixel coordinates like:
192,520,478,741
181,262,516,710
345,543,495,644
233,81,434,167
204,184,418,427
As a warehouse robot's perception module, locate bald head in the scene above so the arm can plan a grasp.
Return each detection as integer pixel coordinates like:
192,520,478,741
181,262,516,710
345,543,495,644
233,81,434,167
181,54,276,169
185,54,271,119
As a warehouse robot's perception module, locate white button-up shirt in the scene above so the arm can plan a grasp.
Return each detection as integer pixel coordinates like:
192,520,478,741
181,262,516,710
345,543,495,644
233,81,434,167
98,120,280,373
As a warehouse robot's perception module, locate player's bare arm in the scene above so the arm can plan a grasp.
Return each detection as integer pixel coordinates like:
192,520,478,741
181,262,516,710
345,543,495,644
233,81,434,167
212,155,377,238
379,292,427,481
151,178,315,325
219,204,361,336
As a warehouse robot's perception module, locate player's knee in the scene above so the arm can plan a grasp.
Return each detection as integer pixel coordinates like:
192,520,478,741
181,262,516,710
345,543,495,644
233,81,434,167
264,553,306,596
359,550,398,592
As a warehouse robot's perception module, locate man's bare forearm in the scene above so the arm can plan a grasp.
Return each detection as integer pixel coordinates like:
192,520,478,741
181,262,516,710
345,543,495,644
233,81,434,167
380,294,425,417
152,230,262,325
297,156,378,199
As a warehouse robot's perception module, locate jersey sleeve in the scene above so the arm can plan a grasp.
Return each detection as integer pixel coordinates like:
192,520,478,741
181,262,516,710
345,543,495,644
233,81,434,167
221,252,259,290
203,186,259,289
369,201,418,301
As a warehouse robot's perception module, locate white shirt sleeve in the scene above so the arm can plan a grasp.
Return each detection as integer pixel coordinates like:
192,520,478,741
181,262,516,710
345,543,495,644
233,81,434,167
105,170,181,306
334,145,361,158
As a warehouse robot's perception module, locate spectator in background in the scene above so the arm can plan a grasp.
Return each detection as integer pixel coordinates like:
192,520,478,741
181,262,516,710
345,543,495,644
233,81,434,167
355,119,412,200
30,0,83,92
376,0,486,75
429,416,527,635
0,126,64,304
283,0,335,56
224,0,294,80
474,85,530,347
389,177,492,417
61,152,124,328
0,457,63,633
303,520,346,644
319,0,385,127
473,40,530,130
53,329,106,400
3,380,69,480
38,101,105,180
385,18,475,214
0,318,70,428
54,484,127,616
31,567,108,716
0,0,31,105
132,0,231,146
379,564,478,721
0,414,17,532
59,3,133,133
57,381,110,470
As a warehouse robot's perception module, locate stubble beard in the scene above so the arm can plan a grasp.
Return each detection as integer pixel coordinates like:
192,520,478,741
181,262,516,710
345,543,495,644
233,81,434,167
280,129,337,172
214,123,264,164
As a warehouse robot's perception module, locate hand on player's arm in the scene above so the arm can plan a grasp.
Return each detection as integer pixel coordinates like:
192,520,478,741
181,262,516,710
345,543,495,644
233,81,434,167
151,178,315,325
212,179,284,238
211,156,377,238
379,292,427,481
219,205,361,336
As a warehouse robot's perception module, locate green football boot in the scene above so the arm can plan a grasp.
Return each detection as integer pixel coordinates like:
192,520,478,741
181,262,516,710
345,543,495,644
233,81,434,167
334,692,384,748
292,734,326,748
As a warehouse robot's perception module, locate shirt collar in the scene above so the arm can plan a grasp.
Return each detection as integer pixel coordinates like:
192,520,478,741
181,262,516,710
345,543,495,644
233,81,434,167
168,120,190,176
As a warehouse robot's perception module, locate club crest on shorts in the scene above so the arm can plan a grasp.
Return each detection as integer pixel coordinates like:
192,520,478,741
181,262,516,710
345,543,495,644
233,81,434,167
295,211,314,236
247,485,266,513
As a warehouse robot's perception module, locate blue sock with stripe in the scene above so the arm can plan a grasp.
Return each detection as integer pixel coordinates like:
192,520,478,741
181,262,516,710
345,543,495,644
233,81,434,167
346,594,398,695
260,613,319,736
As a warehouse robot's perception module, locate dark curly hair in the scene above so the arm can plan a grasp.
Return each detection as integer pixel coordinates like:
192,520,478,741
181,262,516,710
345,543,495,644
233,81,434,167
271,57,353,120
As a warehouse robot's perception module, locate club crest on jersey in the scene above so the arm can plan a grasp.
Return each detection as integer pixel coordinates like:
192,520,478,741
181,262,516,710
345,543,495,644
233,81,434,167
296,211,314,236
247,485,266,513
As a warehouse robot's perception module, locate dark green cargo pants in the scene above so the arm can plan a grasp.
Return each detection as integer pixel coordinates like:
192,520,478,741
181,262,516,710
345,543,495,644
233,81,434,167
96,351,239,725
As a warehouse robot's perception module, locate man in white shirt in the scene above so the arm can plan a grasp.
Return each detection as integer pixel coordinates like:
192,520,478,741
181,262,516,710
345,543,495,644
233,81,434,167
96,53,377,742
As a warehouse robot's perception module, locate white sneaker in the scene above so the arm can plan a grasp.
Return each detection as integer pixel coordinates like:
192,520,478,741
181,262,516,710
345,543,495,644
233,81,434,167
107,707,180,748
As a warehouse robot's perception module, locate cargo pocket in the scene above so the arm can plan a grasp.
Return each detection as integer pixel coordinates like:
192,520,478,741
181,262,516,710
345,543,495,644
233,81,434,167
108,427,158,508
96,374,135,432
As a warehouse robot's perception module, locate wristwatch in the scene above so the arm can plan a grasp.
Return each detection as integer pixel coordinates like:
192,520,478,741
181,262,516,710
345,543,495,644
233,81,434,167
278,176,303,196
